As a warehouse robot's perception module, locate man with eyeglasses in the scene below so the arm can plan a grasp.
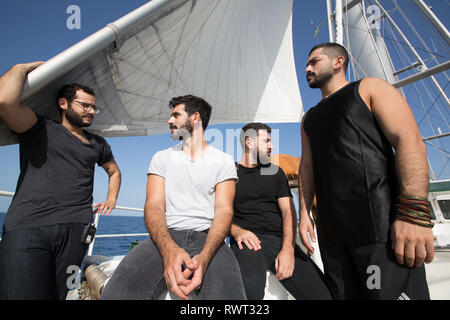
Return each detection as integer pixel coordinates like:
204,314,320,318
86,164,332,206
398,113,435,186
0,62,121,300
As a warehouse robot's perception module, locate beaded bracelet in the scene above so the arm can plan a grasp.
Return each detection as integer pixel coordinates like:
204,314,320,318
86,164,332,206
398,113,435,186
395,194,434,228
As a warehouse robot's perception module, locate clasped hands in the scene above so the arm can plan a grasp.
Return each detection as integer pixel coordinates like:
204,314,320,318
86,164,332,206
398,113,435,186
163,246,207,300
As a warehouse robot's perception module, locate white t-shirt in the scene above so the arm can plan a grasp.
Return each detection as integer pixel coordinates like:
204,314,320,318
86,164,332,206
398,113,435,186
147,144,237,231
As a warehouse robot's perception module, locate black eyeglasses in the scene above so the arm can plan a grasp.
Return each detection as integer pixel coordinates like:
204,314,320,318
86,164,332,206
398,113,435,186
69,99,100,114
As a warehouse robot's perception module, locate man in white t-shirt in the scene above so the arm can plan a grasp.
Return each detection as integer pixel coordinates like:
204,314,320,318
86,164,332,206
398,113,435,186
101,95,246,300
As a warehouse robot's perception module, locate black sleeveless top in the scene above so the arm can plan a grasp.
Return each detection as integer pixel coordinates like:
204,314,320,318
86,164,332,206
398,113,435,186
303,80,398,245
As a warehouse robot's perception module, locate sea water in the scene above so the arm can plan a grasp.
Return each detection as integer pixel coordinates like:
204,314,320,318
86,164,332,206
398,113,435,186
0,212,149,257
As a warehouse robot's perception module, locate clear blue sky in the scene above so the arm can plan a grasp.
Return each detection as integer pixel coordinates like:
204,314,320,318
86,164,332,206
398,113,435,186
0,0,448,216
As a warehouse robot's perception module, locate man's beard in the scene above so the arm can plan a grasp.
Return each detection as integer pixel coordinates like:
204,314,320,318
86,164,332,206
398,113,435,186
256,149,271,166
66,105,92,128
307,70,333,89
170,119,194,141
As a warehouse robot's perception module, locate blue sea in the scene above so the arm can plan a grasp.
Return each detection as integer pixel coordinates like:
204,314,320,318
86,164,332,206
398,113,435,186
0,212,149,257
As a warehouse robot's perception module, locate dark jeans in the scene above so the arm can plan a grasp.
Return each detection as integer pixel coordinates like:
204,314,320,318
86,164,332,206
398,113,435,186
0,224,88,300
101,229,247,300
230,233,332,300
319,240,430,300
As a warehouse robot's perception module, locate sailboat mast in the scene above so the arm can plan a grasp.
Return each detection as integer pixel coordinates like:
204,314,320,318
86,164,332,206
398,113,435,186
335,0,344,44
413,0,450,46
372,0,450,109
326,0,335,42
332,0,449,180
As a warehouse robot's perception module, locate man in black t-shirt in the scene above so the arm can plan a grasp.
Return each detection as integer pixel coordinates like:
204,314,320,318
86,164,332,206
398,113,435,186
230,122,331,300
0,62,121,300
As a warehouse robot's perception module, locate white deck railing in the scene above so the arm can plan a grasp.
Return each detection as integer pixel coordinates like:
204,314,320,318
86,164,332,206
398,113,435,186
0,191,149,254
1,190,449,255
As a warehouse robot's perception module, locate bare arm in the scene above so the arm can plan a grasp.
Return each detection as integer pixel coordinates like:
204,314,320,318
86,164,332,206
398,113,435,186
93,160,121,215
298,116,317,255
0,62,43,133
144,174,174,255
181,179,236,294
361,78,428,196
200,179,235,264
279,197,297,249
274,196,297,280
144,174,195,300
360,77,434,267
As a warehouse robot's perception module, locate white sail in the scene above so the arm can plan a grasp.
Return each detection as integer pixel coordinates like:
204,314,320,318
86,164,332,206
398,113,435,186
341,0,398,83
0,0,301,146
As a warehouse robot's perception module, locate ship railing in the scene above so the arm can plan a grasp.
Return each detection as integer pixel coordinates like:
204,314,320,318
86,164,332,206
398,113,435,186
87,205,147,256
0,191,149,255
1,190,450,253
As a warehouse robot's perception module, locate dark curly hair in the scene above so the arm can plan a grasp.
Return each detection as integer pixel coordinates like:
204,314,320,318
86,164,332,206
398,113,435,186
169,95,212,131
57,83,95,114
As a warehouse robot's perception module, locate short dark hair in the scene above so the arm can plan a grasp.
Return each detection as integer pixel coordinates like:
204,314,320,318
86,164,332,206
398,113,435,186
309,42,349,72
240,122,272,149
169,95,212,130
57,83,95,113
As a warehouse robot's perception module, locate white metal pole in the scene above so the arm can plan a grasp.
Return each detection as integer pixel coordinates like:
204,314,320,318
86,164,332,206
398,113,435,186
21,0,182,101
413,0,450,46
335,0,344,44
373,0,450,108
327,0,335,42
87,211,101,256
0,191,14,197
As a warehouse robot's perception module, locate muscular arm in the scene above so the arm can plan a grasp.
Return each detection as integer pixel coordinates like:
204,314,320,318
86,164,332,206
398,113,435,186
144,174,177,255
181,179,236,294
298,116,317,255
360,77,428,196
360,77,434,267
199,179,236,265
93,160,121,215
0,62,43,133
144,174,195,300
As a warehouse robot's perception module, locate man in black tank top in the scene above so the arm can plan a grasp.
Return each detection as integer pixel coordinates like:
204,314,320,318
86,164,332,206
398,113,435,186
0,62,122,299
298,43,434,299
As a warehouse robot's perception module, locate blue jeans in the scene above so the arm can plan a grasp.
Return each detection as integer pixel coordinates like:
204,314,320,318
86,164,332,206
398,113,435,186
0,224,89,300
101,229,247,300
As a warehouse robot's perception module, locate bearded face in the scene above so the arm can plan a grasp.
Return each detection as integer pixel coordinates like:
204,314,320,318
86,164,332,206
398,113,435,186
168,104,195,141
305,48,336,89
65,103,93,128
170,117,194,141
61,90,96,128
306,67,334,88
247,129,272,166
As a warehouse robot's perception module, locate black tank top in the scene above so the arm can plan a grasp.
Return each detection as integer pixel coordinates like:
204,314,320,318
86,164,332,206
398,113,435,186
303,80,398,244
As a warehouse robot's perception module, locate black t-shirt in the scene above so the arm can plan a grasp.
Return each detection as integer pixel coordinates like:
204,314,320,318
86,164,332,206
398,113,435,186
232,163,292,237
4,115,114,232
